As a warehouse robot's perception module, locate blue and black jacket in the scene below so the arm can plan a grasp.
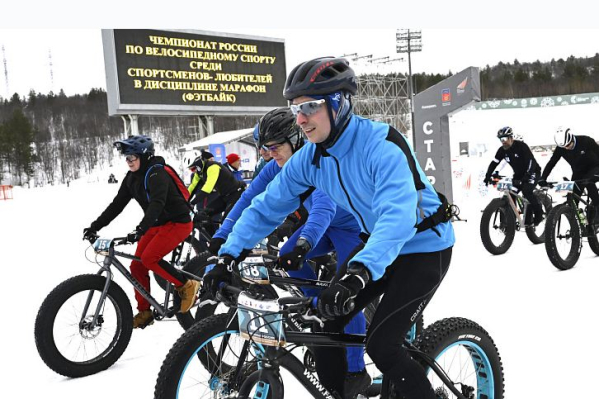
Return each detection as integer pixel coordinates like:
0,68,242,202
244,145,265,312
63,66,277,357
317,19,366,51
220,115,455,281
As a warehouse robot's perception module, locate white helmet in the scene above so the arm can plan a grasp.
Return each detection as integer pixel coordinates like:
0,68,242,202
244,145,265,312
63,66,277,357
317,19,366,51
554,127,573,148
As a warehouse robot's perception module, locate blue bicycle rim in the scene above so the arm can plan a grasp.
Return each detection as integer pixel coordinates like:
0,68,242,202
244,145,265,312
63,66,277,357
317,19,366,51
432,340,495,398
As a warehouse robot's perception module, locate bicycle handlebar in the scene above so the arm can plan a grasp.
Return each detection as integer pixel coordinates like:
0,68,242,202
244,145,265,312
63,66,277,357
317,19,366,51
87,236,131,247
218,281,330,327
218,282,242,296
219,282,319,312
545,177,599,190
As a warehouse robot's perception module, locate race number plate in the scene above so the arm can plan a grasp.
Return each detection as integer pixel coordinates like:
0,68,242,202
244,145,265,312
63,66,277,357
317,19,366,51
554,181,574,193
237,291,285,346
496,178,513,191
93,238,113,255
238,257,270,284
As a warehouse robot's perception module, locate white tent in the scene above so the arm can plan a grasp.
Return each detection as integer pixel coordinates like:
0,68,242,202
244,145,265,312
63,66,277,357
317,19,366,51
179,127,255,152
178,127,257,183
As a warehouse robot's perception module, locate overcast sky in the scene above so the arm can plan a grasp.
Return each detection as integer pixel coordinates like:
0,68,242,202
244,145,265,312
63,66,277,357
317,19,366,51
0,1,598,98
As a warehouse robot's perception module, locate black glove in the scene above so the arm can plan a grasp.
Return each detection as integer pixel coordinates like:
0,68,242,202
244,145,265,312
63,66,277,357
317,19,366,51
537,178,549,187
317,263,371,318
203,255,236,298
83,227,98,241
483,175,492,186
512,178,523,188
126,226,144,243
277,238,311,271
208,237,225,256
194,209,211,223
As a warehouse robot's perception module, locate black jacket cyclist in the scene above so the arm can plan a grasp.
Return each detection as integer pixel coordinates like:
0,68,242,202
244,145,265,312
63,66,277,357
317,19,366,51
540,127,599,223
484,127,544,226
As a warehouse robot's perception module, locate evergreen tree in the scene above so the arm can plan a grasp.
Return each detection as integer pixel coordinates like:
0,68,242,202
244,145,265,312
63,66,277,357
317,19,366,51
0,123,5,183
3,109,35,185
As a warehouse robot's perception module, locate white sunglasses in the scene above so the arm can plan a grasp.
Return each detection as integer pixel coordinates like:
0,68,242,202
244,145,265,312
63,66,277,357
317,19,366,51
290,99,325,116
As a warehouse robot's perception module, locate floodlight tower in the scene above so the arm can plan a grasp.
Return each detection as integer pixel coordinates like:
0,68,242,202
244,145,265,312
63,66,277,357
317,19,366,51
48,50,55,93
2,45,8,99
396,29,422,146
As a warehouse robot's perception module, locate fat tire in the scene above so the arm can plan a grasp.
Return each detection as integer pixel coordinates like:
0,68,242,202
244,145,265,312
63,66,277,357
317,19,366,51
416,317,505,399
480,199,516,255
525,193,552,244
34,274,133,378
155,313,254,399
589,234,599,256
544,204,582,270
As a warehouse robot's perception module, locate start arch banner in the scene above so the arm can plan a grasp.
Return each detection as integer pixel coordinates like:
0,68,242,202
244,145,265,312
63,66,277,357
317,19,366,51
413,67,481,204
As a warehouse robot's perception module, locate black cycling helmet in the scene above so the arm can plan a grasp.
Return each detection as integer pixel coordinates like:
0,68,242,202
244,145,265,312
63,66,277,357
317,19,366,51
283,57,358,100
188,155,203,169
258,107,304,153
497,126,514,139
114,135,155,156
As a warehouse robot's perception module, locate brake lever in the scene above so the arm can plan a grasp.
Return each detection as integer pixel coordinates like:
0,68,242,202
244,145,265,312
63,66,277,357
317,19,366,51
300,310,324,328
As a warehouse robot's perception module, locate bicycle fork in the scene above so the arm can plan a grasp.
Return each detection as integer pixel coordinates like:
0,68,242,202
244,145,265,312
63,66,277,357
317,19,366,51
79,258,114,331
405,343,470,399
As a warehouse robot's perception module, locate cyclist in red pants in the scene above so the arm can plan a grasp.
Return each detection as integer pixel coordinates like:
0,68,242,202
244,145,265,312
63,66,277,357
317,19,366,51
83,135,200,329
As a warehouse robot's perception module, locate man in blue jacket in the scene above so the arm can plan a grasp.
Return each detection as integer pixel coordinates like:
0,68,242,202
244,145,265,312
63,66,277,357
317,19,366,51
204,57,455,399
209,107,369,396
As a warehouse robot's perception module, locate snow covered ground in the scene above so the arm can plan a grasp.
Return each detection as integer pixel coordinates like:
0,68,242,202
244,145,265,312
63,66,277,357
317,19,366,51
1,162,598,398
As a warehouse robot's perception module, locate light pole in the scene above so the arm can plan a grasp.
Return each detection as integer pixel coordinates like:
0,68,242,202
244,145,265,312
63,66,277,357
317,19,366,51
396,29,422,147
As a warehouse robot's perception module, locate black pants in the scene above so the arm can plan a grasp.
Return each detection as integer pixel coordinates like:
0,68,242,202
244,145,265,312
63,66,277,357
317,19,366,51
518,172,542,224
312,246,452,399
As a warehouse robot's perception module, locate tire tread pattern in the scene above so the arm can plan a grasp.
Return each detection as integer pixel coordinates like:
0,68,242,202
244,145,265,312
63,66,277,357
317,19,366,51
416,317,505,399
34,274,133,378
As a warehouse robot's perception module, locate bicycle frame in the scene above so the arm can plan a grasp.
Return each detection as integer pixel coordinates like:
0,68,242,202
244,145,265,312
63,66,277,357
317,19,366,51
266,334,467,399
210,274,460,399
566,193,585,222
81,238,200,330
495,180,549,228
501,190,527,226
214,309,467,399
553,181,596,236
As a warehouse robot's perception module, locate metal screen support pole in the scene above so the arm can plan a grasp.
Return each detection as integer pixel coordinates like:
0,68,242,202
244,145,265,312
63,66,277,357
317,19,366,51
121,115,130,136
129,115,139,136
206,115,214,136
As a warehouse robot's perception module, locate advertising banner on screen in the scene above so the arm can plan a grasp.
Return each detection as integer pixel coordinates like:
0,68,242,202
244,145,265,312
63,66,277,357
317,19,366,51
102,29,287,116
